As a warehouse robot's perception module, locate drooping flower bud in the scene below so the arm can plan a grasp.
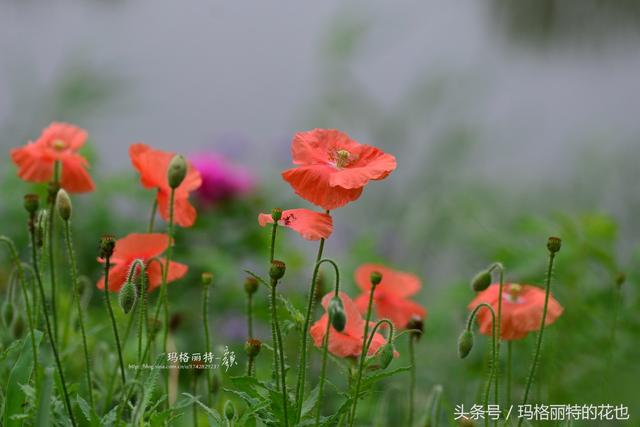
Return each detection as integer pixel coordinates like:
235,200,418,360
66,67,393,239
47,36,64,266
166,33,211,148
99,234,116,259
118,280,137,314
56,189,72,221
224,400,236,421
269,260,286,281
271,208,283,222
2,302,14,327
370,271,383,286
23,194,40,215
245,338,262,358
167,154,188,189
406,315,424,340
547,236,561,254
471,270,492,292
328,296,346,332
201,272,213,287
458,329,474,359
244,276,258,295
377,342,395,370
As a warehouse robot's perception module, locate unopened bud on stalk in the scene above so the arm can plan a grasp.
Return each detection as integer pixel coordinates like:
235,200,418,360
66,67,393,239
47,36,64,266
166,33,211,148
167,154,188,189
547,236,562,254
23,194,39,215
12,315,25,338
269,260,286,281
328,296,346,332
615,272,626,289
36,211,47,248
458,329,474,359
370,271,383,286
99,234,116,259
471,270,492,292
201,272,213,287
118,280,137,314
271,208,283,222
406,315,424,340
245,338,262,358
244,276,258,295
56,189,72,221
224,400,236,421
377,342,395,369
2,302,14,327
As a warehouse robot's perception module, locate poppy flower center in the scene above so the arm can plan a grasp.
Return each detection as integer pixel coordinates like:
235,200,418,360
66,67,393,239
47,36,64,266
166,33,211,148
331,149,353,168
52,139,67,151
504,283,524,303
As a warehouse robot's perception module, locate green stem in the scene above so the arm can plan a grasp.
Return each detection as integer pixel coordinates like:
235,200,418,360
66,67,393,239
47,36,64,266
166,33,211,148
268,222,280,389
409,335,416,427
127,259,147,367
312,259,340,426
29,215,76,426
517,251,556,427
507,341,512,406
62,221,94,410
203,280,212,404
103,254,127,385
103,311,136,411
294,236,326,419
494,266,504,426
48,161,61,344
246,293,254,377
271,280,289,427
162,190,176,364
148,197,158,233
1,236,38,388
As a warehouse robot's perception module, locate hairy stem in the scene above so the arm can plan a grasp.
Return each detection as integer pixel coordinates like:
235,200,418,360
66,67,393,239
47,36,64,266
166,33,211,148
271,280,289,427
103,254,127,385
47,161,61,344
409,335,416,427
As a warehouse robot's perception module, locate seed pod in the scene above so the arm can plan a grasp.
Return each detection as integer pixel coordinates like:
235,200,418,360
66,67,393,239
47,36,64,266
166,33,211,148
370,271,383,286
167,154,187,189
547,236,562,254
201,272,213,287
471,270,492,292
2,302,14,327
56,189,72,221
23,194,40,215
269,260,286,281
271,208,283,222
458,329,474,359
244,276,258,295
328,296,346,332
118,280,137,314
406,315,424,340
224,400,236,421
99,235,116,259
245,338,262,358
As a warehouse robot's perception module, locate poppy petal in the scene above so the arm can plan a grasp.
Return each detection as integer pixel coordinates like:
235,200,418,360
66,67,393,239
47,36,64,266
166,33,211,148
282,165,363,210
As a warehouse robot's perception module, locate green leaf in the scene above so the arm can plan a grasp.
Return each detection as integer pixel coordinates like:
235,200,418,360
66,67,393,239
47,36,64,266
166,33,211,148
299,385,319,419
35,367,54,427
3,330,42,427
361,366,411,390
77,394,101,426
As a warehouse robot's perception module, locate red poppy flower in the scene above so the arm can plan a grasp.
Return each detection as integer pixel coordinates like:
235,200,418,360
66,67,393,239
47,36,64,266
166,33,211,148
281,129,396,210
96,233,188,292
355,264,426,330
129,144,202,227
10,122,95,193
310,292,393,358
257,208,333,240
468,283,564,341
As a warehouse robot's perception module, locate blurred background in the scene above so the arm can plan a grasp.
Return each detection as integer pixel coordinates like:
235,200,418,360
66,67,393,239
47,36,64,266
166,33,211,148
1,1,639,425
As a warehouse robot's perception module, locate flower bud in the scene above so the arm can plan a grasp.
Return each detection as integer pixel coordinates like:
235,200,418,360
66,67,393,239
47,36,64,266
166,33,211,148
245,338,262,358
457,417,476,427
224,400,236,421
271,208,283,222
118,280,137,314
99,234,116,259
167,154,188,189
56,189,72,221
23,194,40,215
547,236,561,254
12,315,25,338
328,296,346,332
377,342,395,370
36,211,47,248
2,302,14,327
244,276,258,295
269,260,286,281
471,270,492,292
370,271,383,286
615,272,626,289
201,272,213,287
406,315,424,340
458,329,474,359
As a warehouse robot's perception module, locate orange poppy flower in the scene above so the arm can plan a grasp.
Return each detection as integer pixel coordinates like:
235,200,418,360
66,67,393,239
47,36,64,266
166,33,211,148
129,144,202,227
310,291,392,358
257,208,333,240
281,129,396,210
10,122,95,193
354,264,427,330
96,233,188,292
468,283,564,341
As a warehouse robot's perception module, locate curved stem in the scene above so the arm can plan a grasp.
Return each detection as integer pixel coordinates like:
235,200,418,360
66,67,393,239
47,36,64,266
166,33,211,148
271,280,289,427
518,252,556,427
467,303,497,427
408,335,416,427
103,254,127,385
62,221,95,410
29,216,76,426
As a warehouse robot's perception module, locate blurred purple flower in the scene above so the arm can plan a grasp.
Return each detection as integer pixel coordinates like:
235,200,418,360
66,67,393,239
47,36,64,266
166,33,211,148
189,152,254,205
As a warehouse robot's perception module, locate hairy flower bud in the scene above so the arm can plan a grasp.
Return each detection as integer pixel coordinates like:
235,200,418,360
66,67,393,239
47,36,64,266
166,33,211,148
244,276,258,295
328,296,346,332
269,260,286,281
370,271,383,286
458,330,474,359
377,342,395,370
99,234,116,259
471,270,492,292
23,194,40,215
271,208,283,222
201,272,213,287
56,189,72,221
547,236,561,254
119,280,137,314
406,315,424,340
167,154,188,189
224,400,236,421
245,338,262,358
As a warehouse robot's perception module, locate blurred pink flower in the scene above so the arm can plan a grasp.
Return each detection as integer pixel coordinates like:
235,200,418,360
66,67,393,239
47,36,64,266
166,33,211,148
189,152,253,205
